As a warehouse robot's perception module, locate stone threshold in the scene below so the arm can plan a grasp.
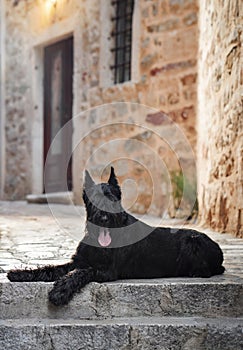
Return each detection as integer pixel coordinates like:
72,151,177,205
26,192,73,205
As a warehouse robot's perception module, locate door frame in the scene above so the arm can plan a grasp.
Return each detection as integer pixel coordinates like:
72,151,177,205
31,19,80,195
43,37,73,193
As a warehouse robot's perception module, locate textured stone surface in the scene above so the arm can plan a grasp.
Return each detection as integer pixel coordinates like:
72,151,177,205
197,0,243,237
1,275,243,320
0,317,243,350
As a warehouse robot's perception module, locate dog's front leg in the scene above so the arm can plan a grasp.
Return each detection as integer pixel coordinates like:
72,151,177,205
48,267,94,306
7,262,75,282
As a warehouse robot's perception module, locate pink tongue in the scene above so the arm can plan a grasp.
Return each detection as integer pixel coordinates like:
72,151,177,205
98,228,111,247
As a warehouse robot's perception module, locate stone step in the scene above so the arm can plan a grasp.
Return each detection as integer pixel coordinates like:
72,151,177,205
1,274,242,319
1,317,243,350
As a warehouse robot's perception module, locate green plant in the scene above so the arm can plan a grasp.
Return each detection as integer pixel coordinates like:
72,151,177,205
170,170,198,216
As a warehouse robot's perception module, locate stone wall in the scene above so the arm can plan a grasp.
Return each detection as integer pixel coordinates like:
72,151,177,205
73,104,197,216
2,0,199,217
74,0,199,216
197,0,243,237
85,0,199,142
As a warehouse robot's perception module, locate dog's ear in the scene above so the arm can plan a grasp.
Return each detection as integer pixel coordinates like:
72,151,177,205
108,167,119,187
83,170,95,189
108,166,121,199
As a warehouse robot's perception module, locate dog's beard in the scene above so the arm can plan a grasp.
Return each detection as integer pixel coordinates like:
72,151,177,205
98,227,112,247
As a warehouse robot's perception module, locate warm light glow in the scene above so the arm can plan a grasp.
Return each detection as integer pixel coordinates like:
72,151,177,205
45,0,57,15
46,0,57,10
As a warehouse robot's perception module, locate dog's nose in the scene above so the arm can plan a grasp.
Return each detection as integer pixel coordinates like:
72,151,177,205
101,215,109,224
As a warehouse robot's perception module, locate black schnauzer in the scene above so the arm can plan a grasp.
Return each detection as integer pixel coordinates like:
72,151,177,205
7,167,225,306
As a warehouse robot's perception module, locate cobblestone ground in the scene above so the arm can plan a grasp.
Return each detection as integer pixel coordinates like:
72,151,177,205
0,201,242,278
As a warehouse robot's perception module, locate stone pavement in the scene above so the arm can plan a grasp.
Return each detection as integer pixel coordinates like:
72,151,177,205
0,201,242,277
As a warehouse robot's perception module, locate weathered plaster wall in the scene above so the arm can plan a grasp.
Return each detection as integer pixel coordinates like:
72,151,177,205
3,0,33,199
0,0,6,199
2,0,84,199
197,0,243,237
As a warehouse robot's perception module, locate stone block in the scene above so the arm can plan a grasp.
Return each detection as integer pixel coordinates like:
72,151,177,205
147,18,180,33
150,59,197,76
169,0,198,13
146,111,172,126
141,53,158,68
168,92,180,105
183,12,197,26
181,73,197,85
1,275,243,320
1,317,242,350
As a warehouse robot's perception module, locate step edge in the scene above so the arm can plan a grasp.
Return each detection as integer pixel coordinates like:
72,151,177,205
1,316,243,327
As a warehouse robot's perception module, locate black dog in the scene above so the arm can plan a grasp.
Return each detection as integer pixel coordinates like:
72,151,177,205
7,167,225,306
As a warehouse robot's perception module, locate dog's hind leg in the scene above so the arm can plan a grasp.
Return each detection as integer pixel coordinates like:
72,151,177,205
48,267,94,306
176,235,213,277
176,233,224,277
7,262,75,282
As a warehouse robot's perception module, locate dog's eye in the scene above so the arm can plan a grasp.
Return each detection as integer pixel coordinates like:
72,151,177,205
109,188,120,200
102,187,110,196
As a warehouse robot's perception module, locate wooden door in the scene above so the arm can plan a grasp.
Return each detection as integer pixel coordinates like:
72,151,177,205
43,37,73,193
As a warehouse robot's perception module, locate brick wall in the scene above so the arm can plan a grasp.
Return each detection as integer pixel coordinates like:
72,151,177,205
197,0,243,237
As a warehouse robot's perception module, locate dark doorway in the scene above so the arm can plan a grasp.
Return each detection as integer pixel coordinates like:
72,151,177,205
43,37,73,193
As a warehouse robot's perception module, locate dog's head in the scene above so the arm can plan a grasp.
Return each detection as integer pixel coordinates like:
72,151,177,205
82,167,127,247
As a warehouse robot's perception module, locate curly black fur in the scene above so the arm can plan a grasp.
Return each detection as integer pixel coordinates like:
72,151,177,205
7,167,225,306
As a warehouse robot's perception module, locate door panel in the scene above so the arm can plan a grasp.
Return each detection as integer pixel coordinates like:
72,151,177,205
43,37,73,193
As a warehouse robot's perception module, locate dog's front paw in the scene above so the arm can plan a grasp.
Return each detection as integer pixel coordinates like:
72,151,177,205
48,288,68,306
48,280,72,306
7,270,19,281
7,269,32,282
